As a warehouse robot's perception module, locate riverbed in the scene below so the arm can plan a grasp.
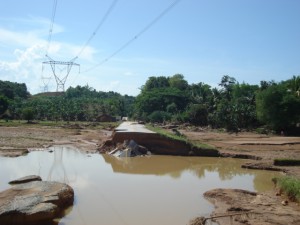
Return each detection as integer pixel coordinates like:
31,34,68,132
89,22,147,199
0,145,282,225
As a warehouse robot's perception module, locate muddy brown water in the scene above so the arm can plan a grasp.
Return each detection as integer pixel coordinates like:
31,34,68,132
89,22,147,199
0,146,282,225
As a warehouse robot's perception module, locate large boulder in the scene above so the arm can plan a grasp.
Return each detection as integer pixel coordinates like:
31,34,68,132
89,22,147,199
0,180,74,224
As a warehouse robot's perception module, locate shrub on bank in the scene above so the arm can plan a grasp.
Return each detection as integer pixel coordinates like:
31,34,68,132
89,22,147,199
274,176,300,202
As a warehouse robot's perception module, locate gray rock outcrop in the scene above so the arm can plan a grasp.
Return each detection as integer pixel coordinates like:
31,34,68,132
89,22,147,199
0,180,74,224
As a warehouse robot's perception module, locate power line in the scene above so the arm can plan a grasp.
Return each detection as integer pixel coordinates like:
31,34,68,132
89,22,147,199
46,0,58,55
71,0,119,62
82,0,182,73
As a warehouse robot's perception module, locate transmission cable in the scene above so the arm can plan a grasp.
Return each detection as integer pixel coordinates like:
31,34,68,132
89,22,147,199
46,0,58,56
71,0,119,62
82,0,182,73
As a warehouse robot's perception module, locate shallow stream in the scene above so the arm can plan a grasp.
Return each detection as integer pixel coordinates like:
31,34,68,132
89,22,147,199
0,145,281,225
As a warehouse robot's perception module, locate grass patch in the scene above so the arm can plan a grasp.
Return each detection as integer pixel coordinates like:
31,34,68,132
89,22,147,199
274,158,300,166
273,176,300,202
145,124,216,150
145,124,187,142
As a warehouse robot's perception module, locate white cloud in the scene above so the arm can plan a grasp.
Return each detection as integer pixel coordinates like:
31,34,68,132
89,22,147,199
104,80,120,91
0,16,98,94
0,28,43,48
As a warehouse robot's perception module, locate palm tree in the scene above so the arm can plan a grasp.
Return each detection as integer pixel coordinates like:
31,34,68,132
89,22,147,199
288,75,300,97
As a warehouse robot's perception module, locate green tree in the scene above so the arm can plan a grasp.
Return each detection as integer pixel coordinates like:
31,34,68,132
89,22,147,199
256,82,300,133
134,87,189,121
141,76,169,92
186,104,208,126
0,95,9,115
219,75,236,100
148,111,171,123
169,74,188,90
287,75,300,97
22,107,34,123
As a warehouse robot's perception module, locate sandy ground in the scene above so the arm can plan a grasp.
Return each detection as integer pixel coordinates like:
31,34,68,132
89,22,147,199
0,124,112,156
0,124,299,225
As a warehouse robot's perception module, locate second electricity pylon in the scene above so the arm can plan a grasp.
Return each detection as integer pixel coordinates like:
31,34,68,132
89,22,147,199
42,55,80,92
41,76,52,93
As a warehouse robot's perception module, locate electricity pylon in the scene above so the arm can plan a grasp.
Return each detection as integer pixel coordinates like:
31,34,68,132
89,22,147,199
41,75,52,93
43,55,80,92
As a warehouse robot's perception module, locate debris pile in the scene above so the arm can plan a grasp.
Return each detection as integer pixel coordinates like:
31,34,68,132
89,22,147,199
100,139,151,157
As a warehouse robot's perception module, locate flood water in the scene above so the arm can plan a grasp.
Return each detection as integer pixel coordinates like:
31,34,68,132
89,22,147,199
0,146,281,225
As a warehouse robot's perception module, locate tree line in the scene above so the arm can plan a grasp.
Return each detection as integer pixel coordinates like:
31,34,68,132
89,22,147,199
0,74,299,134
133,74,300,135
0,82,134,123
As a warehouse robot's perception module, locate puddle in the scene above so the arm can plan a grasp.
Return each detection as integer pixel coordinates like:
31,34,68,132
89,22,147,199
0,145,281,225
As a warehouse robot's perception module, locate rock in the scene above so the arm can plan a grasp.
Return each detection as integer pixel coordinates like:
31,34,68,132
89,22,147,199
0,181,74,224
281,200,288,206
9,175,42,184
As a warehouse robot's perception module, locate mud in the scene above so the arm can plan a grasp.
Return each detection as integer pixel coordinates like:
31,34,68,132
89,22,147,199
1,124,300,225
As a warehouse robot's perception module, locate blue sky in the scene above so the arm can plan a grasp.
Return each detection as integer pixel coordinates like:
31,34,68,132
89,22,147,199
1,0,300,96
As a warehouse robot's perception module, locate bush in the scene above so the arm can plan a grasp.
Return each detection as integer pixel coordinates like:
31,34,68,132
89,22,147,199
147,111,171,123
22,107,34,123
274,176,300,202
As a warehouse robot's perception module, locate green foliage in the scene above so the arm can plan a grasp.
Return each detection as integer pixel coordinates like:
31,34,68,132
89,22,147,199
210,80,259,131
169,74,188,90
0,95,9,115
146,124,216,150
148,111,172,123
141,76,170,91
185,104,208,126
1,74,299,134
134,74,299,134
145,124,187,142
0,81,135,122
134,84,189,121
22,107,34,122
256,80,300,133
166,102,177,113
275,176,300,202
0,80,29,99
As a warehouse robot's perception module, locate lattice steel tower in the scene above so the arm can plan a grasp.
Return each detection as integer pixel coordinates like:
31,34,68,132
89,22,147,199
43,55,80,92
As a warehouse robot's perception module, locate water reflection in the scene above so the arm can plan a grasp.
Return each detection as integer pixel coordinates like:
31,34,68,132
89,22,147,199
0,146,281,225
102,154,280,191
48,147,69,182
